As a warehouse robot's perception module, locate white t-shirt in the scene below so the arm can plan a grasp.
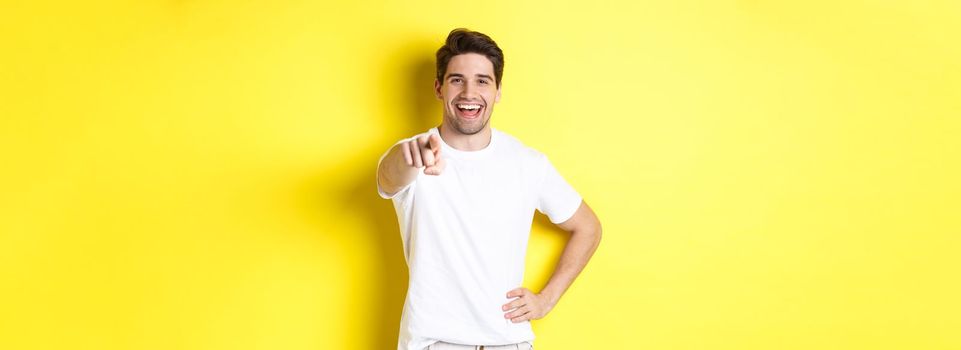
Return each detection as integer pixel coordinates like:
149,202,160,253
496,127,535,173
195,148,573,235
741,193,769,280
377,126,582,350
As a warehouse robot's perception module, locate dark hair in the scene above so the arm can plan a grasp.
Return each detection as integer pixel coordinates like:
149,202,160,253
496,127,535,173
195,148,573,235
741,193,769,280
436,28,504,87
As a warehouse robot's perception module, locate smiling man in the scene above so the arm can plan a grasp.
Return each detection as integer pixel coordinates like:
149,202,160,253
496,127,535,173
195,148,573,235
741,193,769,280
376,28,602,350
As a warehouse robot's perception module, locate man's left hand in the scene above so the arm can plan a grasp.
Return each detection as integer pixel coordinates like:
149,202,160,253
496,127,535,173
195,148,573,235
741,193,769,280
502,287,555,323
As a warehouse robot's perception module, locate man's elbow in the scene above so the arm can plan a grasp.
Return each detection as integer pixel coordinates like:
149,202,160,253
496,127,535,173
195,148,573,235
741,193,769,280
573,218,602,244
591,220,602,246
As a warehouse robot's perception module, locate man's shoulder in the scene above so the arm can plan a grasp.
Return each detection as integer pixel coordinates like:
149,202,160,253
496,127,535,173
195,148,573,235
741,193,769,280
493,128,548,161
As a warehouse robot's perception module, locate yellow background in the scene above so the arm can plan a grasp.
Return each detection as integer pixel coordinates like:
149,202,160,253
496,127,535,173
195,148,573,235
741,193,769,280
2,1,959,349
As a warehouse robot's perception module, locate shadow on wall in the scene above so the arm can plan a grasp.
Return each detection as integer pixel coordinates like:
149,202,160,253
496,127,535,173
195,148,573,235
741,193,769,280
331,44,441,350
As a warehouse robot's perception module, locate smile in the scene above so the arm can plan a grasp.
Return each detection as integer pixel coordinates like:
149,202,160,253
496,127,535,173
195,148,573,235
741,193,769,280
455,103,484,118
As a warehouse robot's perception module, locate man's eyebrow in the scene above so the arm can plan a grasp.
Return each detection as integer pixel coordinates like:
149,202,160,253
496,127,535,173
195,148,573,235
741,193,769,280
445,73,494,81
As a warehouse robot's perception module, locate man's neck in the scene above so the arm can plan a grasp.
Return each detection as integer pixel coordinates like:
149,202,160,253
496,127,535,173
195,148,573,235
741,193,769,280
438,123,492,151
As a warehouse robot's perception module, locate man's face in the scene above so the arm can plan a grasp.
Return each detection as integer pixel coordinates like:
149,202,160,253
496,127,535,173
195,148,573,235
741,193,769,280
435,53,501,135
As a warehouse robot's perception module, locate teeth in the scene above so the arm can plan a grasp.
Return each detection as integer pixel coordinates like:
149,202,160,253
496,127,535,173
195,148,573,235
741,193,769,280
456,104,481,110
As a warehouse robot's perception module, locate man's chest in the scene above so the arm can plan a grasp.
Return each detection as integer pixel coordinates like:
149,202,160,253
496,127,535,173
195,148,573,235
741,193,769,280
415,158,538,224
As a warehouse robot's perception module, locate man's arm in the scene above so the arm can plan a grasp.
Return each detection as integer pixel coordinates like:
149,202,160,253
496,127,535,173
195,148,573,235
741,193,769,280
503,200,602,322
377,133,445,197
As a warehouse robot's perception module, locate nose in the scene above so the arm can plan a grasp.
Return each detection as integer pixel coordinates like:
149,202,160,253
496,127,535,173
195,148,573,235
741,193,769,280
461,81,478,98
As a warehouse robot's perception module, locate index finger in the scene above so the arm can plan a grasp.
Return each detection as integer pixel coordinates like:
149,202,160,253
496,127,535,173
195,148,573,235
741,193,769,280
506,288,526,298
428,133,442,152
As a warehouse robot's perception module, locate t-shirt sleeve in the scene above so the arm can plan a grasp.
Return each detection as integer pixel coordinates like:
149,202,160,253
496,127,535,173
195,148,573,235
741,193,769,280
535,155,583,224
376,136,418,200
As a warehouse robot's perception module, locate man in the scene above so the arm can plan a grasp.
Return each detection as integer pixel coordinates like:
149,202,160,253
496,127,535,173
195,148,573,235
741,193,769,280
376,28,602,350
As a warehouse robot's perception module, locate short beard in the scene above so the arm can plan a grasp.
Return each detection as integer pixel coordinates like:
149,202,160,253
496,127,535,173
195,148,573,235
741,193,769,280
447,113,489,135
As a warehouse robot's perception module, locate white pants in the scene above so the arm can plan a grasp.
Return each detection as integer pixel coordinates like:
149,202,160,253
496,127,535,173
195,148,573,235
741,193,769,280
427,340,534,350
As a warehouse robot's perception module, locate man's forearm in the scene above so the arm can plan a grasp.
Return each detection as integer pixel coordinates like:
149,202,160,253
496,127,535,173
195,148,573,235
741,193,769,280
539,226,602,306
378,143,419,195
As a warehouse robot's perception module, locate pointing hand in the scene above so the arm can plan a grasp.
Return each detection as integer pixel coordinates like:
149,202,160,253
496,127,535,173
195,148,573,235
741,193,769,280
401,133,446,176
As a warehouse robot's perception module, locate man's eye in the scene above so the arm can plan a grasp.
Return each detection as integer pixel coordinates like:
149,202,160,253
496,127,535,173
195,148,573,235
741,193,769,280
479,80,489,85
451,78,462,83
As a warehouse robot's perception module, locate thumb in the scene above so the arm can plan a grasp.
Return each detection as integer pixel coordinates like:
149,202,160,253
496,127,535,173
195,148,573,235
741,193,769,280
425,156,446,176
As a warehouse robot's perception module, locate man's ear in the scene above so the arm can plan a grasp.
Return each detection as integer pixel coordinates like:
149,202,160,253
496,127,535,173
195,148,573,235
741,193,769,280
495,85,502,103
434,79,443,100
